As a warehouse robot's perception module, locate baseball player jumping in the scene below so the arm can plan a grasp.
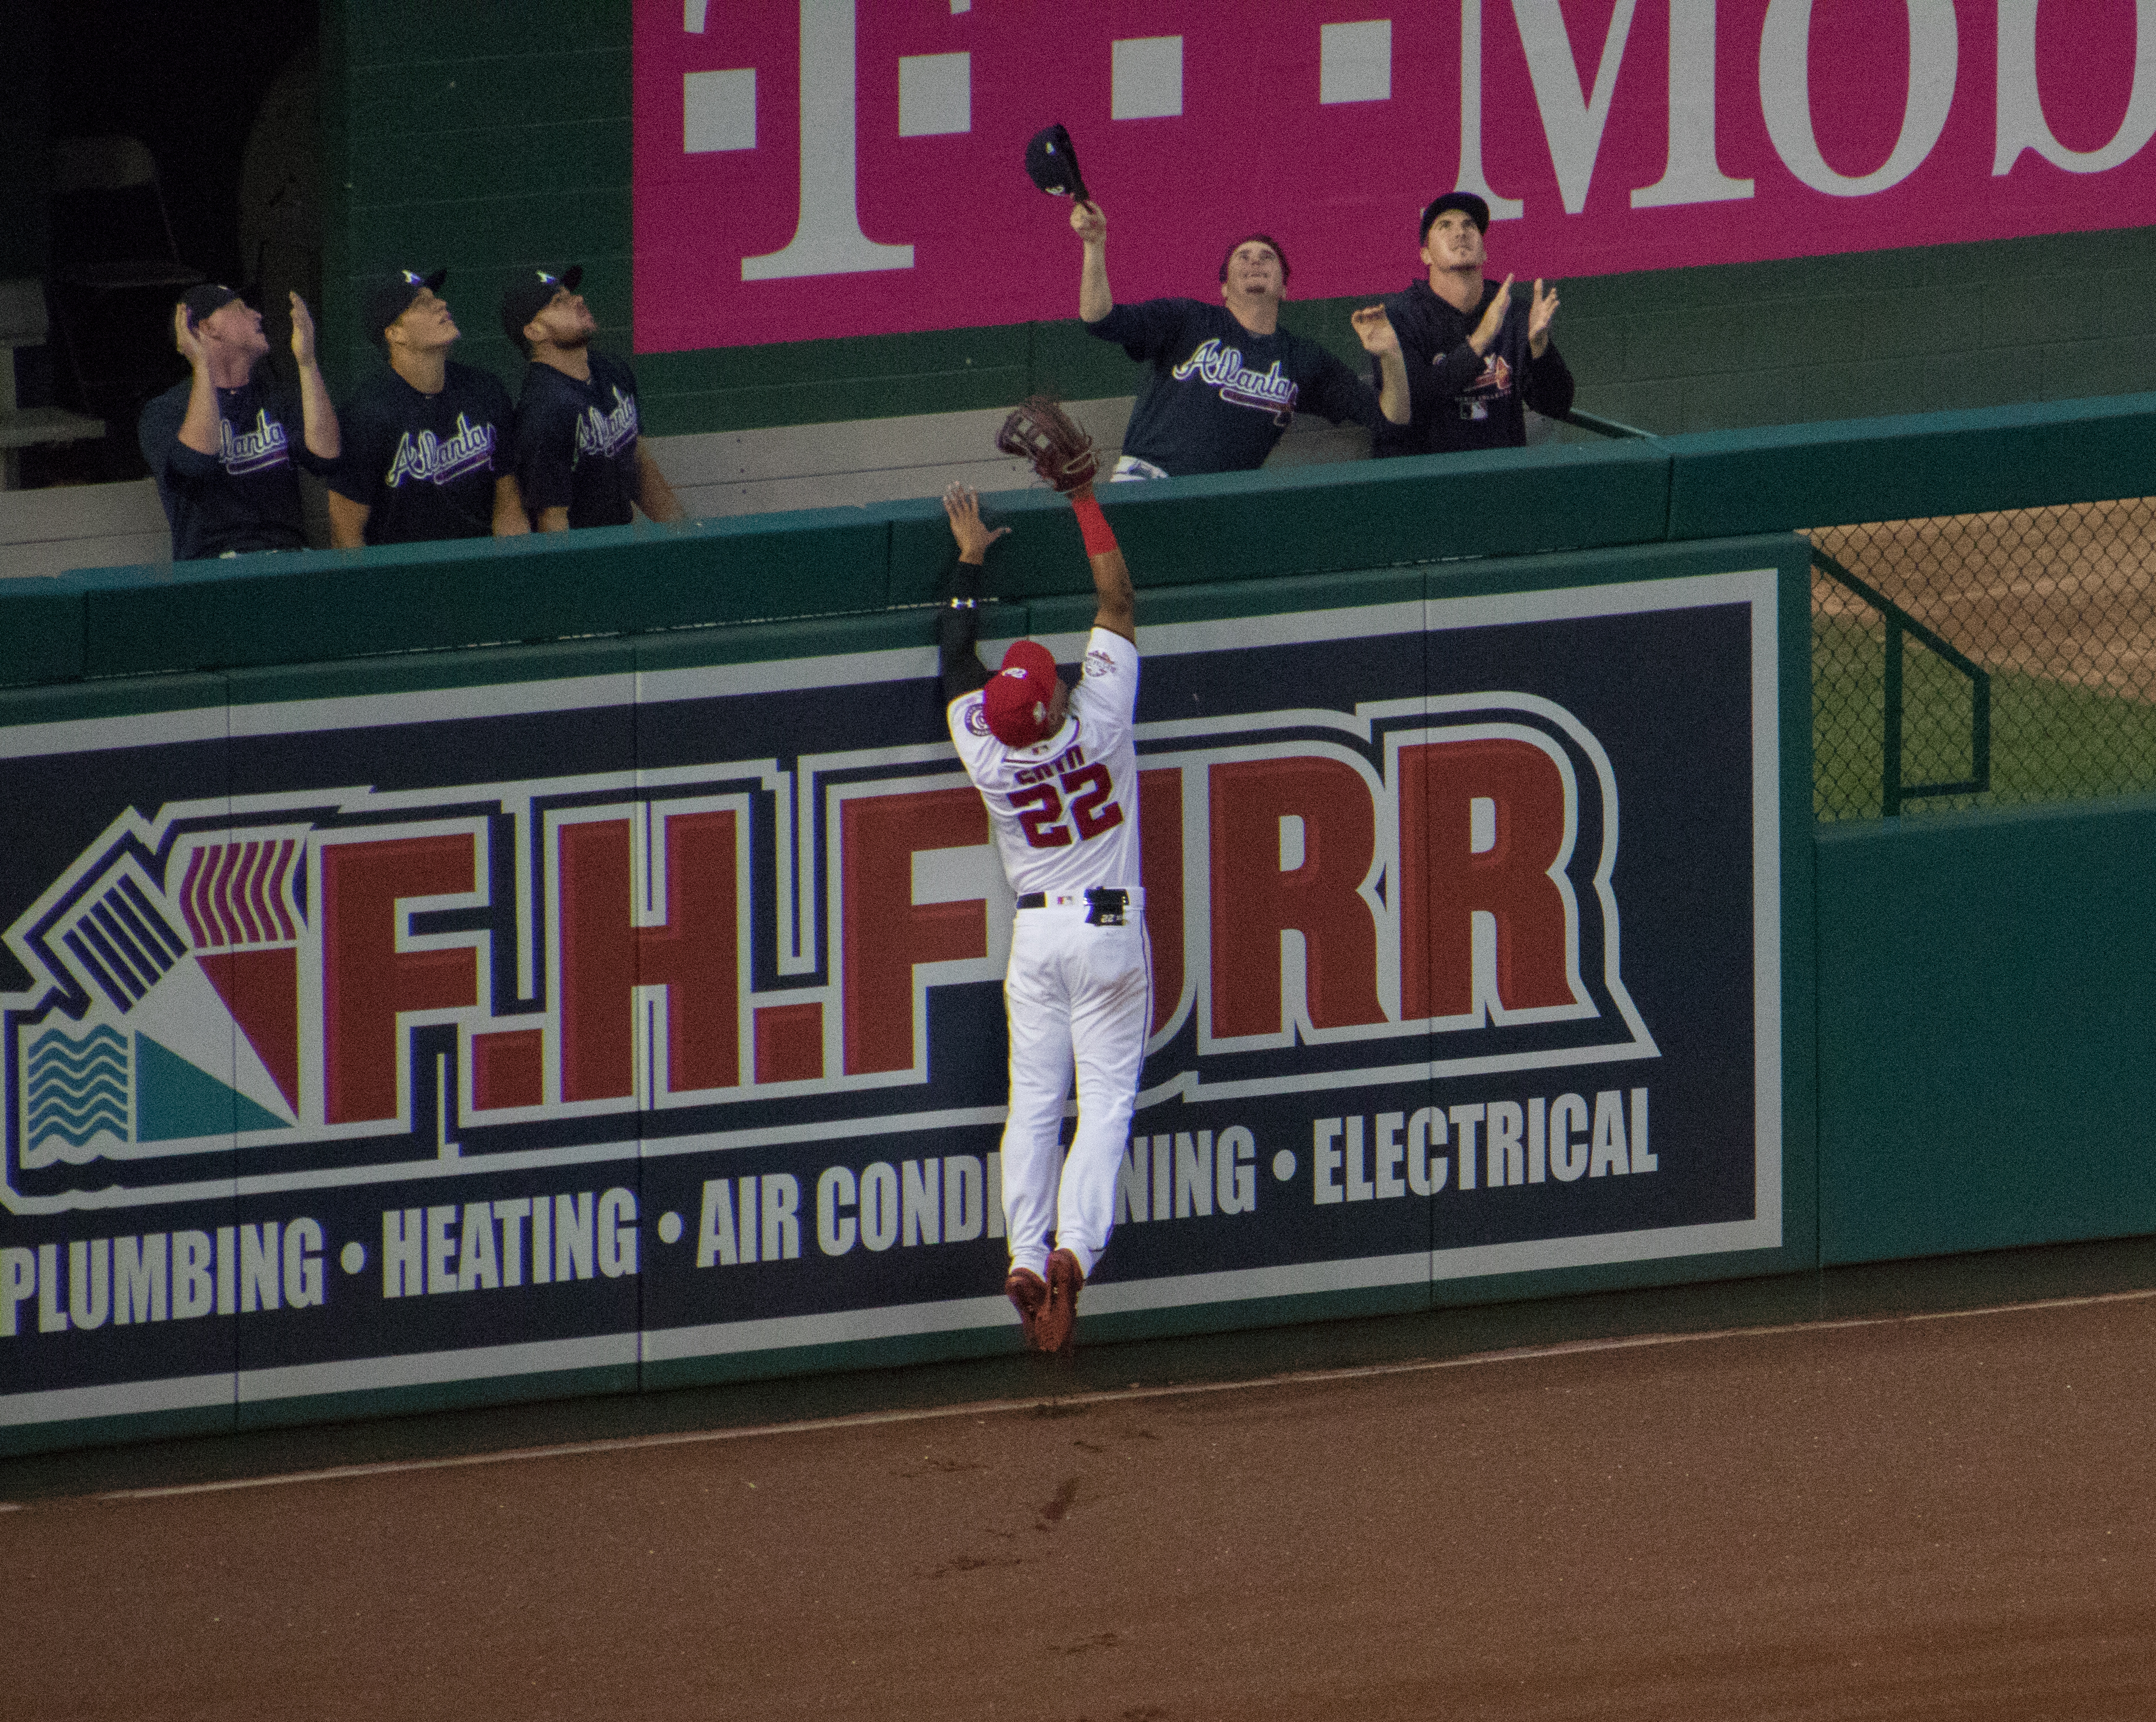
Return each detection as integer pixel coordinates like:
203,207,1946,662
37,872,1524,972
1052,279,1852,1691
940,401,1146,1356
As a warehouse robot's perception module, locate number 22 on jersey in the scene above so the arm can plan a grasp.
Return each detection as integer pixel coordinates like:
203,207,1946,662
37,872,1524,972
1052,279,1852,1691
1008,763,1123,849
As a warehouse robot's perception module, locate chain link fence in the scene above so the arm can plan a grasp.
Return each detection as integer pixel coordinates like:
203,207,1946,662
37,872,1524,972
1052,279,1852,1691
1809,499,2156,821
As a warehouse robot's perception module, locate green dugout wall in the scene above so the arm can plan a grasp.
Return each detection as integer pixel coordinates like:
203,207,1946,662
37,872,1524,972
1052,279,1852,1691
5,394,2156,1455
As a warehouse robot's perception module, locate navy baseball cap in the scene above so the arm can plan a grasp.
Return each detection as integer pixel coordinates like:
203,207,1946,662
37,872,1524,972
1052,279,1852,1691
179,283,244,326
1420,192,1491,241
500,265,584,353
362,267,448,348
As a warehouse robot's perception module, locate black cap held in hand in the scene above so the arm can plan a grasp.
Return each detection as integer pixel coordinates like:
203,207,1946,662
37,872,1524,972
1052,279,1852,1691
1025,123,1090,205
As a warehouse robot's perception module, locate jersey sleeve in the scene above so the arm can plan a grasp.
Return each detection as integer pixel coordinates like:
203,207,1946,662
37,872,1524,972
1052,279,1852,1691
137,389,218,485
260,376,334,478
476,371,515,472
1303,345,1384,431
1072,626,1139,746
511,383,579,514
327,393,390,506
946,691,1001,783
1084,298,1189,364
1522,340,1576,420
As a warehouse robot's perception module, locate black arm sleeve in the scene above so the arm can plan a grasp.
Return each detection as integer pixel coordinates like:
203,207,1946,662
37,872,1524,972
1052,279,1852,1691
940,556,992,706
1522,341,1576,420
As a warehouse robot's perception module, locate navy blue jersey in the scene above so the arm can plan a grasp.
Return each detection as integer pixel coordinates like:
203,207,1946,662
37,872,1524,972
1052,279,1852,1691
137,371,330,560
1085,299,1382,476
329,361,514,545
1372,278,1574,457
510,351,643,529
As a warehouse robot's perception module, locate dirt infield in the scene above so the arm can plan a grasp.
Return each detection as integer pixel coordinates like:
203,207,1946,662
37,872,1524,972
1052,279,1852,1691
1812,499,2156,697
7,1289,2156,1721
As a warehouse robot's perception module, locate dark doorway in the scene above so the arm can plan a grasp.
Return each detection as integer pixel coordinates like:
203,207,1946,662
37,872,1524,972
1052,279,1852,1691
28,0,321,483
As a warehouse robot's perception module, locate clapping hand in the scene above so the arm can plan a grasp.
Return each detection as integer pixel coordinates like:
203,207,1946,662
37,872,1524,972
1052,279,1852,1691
1527,279,1559,356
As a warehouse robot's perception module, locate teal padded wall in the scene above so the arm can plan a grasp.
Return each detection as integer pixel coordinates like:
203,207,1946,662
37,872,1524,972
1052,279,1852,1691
21,391,2156,690
1816,798,2156,1265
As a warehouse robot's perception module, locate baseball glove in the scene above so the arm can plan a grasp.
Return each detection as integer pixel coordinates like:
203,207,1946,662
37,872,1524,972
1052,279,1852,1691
996,395,1099,494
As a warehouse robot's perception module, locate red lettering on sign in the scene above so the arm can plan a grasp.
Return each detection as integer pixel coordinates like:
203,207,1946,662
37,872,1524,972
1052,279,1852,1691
754,1002,824,1085
1139,768,1183,1040
841,789,987,1075
559,812,740,1102
1397,737,1575,1020
471,1029,544,1111
1208,756,1383,1039
321,834,479,1125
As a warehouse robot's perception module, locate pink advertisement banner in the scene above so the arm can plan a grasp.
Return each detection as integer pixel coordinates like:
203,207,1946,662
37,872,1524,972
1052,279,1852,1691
633,0,2156,354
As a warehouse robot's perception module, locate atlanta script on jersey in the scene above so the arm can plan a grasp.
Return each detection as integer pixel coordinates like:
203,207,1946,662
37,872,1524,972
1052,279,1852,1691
947,628,1141,898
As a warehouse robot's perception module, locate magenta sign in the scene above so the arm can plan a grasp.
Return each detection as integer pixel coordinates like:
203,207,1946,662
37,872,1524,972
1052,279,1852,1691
633,0,2156,354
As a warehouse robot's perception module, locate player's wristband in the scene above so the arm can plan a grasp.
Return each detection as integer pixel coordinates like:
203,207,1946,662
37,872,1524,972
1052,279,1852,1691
1071,490,1118,557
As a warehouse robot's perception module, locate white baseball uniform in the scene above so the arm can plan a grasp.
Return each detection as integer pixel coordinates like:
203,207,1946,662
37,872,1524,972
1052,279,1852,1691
948,627,1150,1280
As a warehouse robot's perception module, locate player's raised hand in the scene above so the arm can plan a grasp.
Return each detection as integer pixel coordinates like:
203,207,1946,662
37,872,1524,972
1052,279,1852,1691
1470,274,1514,356
1350,305,1401,358
944,483,1010,563
1071,199,1106,245
172,301,206,368
1527,278,1560,356
289,293,320,368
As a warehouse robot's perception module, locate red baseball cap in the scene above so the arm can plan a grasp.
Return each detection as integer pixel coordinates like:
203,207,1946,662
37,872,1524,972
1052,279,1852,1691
983,641,1060,747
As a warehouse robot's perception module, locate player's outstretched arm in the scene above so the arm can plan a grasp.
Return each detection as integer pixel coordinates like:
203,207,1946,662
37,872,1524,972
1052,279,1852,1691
290,294,341,460
940,483,1008,705
1069,482,1135,643
1075,200,1112,324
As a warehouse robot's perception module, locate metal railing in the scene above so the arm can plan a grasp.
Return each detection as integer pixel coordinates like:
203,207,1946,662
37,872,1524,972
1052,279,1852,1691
1810,545,1990,817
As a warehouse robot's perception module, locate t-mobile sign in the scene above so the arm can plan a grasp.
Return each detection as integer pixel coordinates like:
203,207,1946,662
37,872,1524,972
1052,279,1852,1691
633,0,2156,353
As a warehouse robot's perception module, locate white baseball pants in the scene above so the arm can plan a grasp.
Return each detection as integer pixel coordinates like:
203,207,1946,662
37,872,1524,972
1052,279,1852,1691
999,898,1151,1280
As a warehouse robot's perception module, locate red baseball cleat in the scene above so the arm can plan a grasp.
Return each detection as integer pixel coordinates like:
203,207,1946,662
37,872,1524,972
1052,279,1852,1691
1037,1248,1085,1357
1006,1267,1048,1350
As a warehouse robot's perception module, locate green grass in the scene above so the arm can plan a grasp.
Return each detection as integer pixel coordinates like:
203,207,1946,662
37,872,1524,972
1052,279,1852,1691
1814,613,2156,820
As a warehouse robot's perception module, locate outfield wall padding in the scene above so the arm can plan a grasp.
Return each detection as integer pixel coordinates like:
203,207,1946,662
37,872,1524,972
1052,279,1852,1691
1815,797,2156,1266
0,537,1812,1456
5,389,2155,1458
11,392,2156,693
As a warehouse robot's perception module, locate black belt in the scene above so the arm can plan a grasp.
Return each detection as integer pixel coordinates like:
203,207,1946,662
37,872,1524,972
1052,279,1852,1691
1017,887,1131,925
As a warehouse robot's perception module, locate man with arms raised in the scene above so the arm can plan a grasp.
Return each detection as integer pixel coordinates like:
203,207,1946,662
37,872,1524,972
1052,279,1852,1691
1075,201,1411,478
938,400,1145,1355
139,285,339,559
1376,193,1574,457
500,265,683,532
328,268,526,547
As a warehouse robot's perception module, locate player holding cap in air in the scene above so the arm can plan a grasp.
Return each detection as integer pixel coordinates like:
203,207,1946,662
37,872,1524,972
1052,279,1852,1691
940,398,1146,1356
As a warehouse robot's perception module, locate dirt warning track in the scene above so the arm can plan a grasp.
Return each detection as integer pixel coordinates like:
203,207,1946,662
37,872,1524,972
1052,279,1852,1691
7,1292,2156,1720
